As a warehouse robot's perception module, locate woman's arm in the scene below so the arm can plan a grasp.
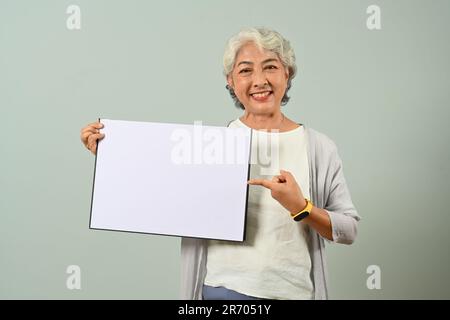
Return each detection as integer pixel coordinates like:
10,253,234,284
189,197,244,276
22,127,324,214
290,198,333,241
304,206,333,240
248,170,333,241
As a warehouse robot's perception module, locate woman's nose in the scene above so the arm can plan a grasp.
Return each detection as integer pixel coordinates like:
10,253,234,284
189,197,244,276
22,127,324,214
252,69,268,87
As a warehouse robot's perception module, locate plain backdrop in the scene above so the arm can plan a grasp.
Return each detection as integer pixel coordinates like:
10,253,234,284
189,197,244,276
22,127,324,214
1,0,449,299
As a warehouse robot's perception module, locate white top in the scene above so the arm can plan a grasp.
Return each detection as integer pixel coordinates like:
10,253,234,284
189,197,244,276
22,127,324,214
204,118,314,300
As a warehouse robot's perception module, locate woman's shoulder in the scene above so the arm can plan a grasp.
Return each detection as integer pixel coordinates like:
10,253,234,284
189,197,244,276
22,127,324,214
227,119,241,128
304,126,339,155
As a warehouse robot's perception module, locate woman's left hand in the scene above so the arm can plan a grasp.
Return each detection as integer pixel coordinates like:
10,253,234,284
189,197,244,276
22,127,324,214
248,170,307,214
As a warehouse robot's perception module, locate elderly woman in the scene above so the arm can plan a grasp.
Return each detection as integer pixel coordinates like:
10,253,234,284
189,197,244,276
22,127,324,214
80,27,360,300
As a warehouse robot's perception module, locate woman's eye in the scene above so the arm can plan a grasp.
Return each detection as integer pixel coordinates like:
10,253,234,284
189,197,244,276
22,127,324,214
265,65,277,70
239,69,251,74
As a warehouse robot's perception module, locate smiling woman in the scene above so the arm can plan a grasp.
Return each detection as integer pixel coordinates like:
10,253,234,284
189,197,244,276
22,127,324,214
179,27,361,300
223,28,296,112
79,26,360,301
228,43,289,116
222,28,300,133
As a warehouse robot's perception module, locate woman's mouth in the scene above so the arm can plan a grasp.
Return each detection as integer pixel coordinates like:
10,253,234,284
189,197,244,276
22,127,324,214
250,91,273,102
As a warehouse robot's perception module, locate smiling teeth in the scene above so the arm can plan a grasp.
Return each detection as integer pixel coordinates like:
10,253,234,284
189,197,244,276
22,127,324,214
252,92,270,98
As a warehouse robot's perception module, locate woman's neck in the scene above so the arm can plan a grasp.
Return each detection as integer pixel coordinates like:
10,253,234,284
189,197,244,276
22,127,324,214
240,111,285,131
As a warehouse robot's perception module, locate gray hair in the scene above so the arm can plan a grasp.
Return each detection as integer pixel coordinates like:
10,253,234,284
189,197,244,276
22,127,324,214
223,27,297,110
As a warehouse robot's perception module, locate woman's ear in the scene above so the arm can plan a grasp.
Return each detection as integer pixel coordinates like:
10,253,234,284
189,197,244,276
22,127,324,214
226,74,234,89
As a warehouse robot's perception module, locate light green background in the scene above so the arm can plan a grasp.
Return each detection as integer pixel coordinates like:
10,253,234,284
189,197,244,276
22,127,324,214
1,0,449,299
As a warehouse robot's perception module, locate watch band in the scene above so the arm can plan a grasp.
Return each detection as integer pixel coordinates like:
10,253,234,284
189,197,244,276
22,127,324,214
291,199,313,221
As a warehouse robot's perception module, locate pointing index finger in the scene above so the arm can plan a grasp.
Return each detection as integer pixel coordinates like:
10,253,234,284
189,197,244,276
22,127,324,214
247,179,274,190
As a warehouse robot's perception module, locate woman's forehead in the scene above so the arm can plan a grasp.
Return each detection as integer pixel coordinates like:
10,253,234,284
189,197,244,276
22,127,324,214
235,42,280,64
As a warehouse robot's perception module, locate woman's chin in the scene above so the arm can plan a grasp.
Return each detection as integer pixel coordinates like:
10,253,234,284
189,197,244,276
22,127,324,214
245,102,278,114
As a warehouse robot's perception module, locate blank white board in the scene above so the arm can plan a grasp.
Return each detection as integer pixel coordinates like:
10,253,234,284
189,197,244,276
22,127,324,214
90,119,252,241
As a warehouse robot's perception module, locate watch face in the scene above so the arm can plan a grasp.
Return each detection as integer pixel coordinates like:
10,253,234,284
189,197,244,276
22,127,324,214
293,211,309,221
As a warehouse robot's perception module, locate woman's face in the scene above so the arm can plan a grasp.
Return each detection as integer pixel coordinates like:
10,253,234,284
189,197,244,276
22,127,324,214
227,42,289,115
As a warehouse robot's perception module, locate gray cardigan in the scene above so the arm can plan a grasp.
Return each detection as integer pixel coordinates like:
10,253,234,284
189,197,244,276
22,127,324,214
179,125,361,300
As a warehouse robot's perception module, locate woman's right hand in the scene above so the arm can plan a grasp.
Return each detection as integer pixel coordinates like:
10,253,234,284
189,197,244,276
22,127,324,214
80,121,105,155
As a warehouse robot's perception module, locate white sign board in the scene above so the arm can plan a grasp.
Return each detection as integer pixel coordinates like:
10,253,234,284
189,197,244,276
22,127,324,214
90,119,252,241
